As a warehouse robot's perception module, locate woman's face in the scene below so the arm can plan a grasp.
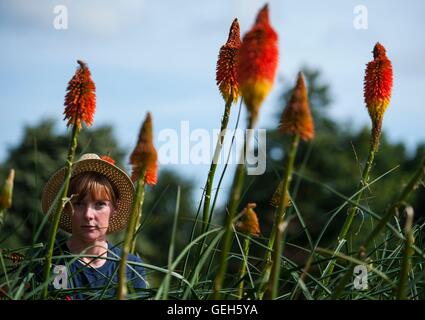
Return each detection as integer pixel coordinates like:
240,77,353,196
70,194,114,243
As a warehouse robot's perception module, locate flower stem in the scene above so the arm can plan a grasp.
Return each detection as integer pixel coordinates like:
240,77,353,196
323,138,377,286
130,185,146,254
238,238,250,299
340,146,376,241
117,168,146,300
0,209,5,233
213,116,255,299
266,133,300,299
202,97,233,234
42,123,79,299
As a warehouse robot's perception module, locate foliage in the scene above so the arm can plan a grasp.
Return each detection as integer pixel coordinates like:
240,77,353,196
1,67,424,300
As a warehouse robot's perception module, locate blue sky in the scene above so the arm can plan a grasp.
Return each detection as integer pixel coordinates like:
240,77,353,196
1,0,424,202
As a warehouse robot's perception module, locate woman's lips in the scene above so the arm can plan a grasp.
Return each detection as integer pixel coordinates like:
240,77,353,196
81,226,98,230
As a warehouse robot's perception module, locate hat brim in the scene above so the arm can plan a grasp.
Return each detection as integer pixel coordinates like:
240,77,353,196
41,158,135,234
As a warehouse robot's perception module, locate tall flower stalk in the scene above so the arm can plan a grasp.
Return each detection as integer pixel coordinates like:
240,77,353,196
342,43,393,239
202,18,241,235
129,112,158,253
263,72,314,299
213,4,278,299
118,112,157,300
235,203,260,299
324,43,393,284
42,60,96,299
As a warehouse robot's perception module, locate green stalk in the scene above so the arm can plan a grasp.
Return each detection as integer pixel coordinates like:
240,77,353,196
395,208,414,300
0,209,5,233
266,133,300,299
117,168,146,300
238,238,250,299
213,116,255,299
158,186,180,300
130,184,146,254
181,99,242,290
202,97,233,234
322,138,377,286
193,96,232,281
41,123,79,299
339,147,375,241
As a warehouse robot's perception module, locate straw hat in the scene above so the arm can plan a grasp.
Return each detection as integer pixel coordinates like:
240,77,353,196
41,153,135,234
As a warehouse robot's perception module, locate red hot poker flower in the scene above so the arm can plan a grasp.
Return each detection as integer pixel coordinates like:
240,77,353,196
238,4,279,124
279,72,315,141
145,162,158,186
100,155,116,166
216,18,241,103
63,60,96,128
364,42,393,149
235,203,261,237
130,112,158,186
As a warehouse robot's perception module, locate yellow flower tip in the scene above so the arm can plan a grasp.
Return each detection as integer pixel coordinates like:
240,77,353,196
0,169,15,210
240,78,273,123
279,72,315,141
236,203,261,237
130,112,158,185
216,18,241,103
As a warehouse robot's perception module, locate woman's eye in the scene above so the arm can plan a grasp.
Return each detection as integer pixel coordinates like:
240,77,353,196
95,201,107,208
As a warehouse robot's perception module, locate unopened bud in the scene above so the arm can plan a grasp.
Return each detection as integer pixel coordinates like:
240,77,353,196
0,169,15,210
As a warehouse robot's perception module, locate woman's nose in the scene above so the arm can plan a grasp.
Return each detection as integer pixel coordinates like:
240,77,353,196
83,206,95,219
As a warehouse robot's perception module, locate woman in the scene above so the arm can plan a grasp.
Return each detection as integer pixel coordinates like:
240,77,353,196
40,153,148,299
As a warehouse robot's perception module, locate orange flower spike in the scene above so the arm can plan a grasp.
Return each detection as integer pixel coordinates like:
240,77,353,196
236,203,261,237
130,112,158,186
279,72,315,141
63,60,96,128
364,42,393,149
238,4,279,124
216,18,241,103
